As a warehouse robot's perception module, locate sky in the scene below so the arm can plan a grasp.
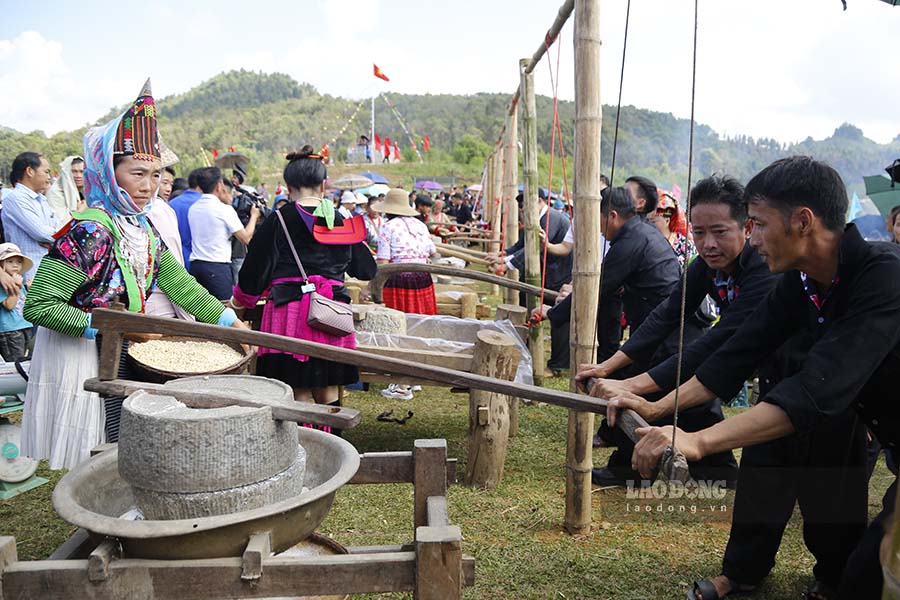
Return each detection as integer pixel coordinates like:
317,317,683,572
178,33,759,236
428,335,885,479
1,0,899,144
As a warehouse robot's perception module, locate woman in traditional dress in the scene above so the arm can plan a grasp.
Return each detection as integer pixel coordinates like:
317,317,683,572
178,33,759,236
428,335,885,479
21,80,249,470
376,188,437,400
232,145,376,412
426,198,452,239
650,191,696,268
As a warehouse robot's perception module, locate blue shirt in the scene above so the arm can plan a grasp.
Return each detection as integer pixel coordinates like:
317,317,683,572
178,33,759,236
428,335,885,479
168,189,202,271
1,183,59,279
0,286,31,333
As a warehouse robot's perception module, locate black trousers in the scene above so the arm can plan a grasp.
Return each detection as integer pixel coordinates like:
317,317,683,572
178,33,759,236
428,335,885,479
546,293,622,371
838,470,896,599
722,413,869,590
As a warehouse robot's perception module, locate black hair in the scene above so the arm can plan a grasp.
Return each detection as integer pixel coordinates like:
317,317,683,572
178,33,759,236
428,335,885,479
744,156,848,232
171,177,188,193
196,166,223,194
689,175,747,224
163,165,176,177
452,192,463,200
187,168,203,189
415,193,433,207
600,186,636,217
112,155,126,170
624,175,658,214
283,145,327,190
71,157,84,166
10,152,43,184
599,174,610,187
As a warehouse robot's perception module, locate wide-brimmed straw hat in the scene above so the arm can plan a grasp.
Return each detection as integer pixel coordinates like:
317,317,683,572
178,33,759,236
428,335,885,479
381,188,418,217
0,243,33,274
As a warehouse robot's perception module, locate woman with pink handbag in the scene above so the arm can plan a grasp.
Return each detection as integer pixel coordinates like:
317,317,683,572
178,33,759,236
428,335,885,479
231,146,376,418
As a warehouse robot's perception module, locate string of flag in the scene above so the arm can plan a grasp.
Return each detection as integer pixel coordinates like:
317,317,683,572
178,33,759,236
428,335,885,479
320,99,367,151
379,93,425,163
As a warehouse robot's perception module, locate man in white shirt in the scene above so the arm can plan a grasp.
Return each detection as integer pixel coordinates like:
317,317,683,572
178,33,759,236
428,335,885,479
188,167,259,299
1,152,57,280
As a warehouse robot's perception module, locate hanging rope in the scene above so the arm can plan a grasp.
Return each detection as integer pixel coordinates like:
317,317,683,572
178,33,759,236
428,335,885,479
526,22,567,327
669,0,700,479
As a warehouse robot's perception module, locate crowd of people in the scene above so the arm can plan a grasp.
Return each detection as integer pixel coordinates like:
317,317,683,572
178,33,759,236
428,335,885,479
2,80,899,599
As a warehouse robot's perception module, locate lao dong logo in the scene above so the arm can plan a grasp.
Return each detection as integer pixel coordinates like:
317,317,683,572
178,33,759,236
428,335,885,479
625,479,728,500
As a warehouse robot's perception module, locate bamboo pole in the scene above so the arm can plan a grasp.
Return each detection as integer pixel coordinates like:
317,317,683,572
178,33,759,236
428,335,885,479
491,146,504,255
565,0,603,536
485,153,500,296
503,108,520,305
509,0,576,113
520,58,545,388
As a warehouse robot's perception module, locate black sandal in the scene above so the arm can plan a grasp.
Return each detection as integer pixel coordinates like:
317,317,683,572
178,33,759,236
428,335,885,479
686,578,756,600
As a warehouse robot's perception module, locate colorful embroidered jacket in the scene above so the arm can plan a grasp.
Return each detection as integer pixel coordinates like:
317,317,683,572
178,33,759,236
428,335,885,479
24,209,226,337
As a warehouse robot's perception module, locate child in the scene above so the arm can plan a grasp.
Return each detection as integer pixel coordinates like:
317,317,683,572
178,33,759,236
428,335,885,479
0,243,33,361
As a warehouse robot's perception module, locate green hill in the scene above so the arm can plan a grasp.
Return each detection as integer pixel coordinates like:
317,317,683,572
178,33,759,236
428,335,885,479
1,70,898,196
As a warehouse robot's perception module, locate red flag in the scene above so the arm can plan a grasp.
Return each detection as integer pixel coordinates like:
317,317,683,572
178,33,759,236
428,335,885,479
211,147,219,159
393,141,400,160
374,134,382,154
373,64,390,82
423,135,430,152
229,146,235,152
384,137,391,158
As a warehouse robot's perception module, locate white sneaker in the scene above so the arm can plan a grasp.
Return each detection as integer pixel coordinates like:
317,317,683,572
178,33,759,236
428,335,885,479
381,384,413,400
410,385,423,392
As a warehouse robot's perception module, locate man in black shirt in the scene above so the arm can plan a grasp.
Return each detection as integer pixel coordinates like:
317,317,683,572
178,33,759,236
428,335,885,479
624,157,886,599
448,192,472,226
583,173,867,599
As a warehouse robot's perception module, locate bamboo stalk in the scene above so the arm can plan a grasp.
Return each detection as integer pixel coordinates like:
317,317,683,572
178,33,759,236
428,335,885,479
520,58,545,387
564,0,603,536
504,108,520,305
509,0,577,113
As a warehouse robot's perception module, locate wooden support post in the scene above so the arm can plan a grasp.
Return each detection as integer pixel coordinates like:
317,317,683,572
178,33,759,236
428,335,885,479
465,330,519,489
87,540,120,583
413,440,448,531
520,57,545,387
490,147,504,259
241,531,271,581
495,303,527,326
97,301,126,380
504,107,520,305
459,293,477,319
415,525,463,600
565,0,603,536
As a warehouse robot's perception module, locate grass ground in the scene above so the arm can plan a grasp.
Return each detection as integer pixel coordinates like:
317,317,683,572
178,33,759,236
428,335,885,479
1,382,891,599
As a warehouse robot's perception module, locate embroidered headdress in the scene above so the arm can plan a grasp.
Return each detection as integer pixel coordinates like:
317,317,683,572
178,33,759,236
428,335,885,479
114,79,159,161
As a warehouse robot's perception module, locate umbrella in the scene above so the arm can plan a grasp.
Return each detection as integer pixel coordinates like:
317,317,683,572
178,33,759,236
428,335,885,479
355,183,390,197
331,174,374,190
214,151,249,170
466,184,483,192
864,175,900,219
414,180,443,191
358,172,389,184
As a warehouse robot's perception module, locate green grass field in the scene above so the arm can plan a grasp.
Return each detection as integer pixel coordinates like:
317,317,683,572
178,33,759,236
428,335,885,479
1,379,891,599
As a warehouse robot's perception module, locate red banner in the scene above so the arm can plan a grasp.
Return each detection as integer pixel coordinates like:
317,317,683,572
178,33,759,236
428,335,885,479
393,141,400,160
373,64,390,82
374,134,382,154
423,135,430,152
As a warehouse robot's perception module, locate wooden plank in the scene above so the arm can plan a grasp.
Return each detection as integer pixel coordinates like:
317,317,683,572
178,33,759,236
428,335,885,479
350,452,457,487
370,263,557,304
414,440,448,531
415,525,463,600
47,529,93,560
88,539,119,583
1,553,417,598
240,532,270,581
86,310,642,424
343,546,474,587
359,373,445,388
426,496,449,528
357,345,472,373
82,378,360,430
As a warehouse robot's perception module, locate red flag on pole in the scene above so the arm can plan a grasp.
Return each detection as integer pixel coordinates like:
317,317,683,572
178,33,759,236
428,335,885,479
373,64,390,81
384,137,391,158
393,141,400,160
211,147,219,159
423,135,430,152
374,134,382,154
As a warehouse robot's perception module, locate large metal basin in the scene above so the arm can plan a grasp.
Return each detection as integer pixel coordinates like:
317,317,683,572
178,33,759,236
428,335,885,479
52,428,359,560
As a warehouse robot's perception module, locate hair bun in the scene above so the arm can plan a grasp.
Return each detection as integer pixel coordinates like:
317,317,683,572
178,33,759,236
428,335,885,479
286,144,316,161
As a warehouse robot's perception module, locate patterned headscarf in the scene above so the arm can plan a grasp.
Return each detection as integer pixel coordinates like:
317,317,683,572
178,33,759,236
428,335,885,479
82,79,159,218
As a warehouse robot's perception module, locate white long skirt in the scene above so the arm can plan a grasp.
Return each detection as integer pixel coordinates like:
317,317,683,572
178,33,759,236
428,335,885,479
20,327,103,470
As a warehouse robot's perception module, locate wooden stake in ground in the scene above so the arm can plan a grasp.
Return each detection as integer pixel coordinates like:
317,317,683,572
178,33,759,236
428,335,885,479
495,303,527,438
565,0,603,536
503,108,520,305
465,330,520,489
519,57,545,387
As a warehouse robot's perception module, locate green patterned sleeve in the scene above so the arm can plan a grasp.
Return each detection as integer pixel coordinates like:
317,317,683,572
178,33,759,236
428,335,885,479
156,249,226,324
23,257,91,337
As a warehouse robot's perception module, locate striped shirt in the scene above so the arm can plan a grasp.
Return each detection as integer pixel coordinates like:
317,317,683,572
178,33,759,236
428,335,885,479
1,183,59,279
